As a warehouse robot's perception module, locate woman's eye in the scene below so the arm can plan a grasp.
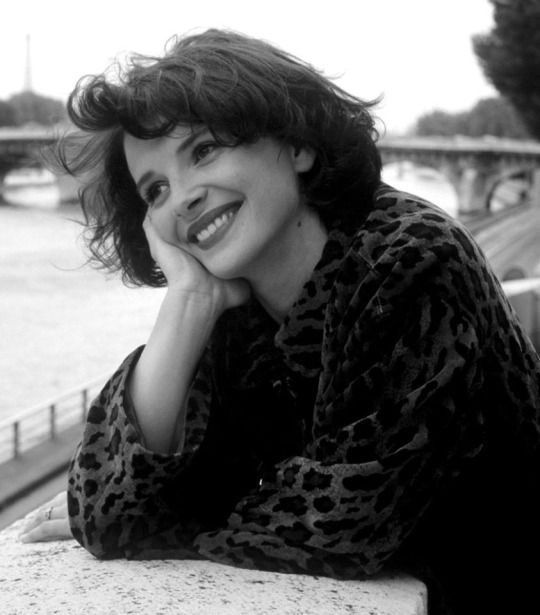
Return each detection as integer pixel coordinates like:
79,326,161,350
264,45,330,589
143,181,168,207
193,141,218,163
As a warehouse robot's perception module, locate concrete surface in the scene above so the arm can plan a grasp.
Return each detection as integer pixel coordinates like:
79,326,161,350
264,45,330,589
0,515,427,615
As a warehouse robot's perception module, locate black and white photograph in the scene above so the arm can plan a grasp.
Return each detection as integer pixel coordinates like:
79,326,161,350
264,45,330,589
1,1,540,613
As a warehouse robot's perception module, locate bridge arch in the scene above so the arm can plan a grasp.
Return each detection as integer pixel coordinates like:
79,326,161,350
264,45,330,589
502,267,527,281
486,168,531,212
378,137,540,219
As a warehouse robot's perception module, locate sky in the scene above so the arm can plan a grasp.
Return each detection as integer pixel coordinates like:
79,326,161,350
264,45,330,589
0,0,497,135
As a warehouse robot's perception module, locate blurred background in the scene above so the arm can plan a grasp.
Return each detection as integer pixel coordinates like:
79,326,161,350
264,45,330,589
1,0,540,520
0,0,500,135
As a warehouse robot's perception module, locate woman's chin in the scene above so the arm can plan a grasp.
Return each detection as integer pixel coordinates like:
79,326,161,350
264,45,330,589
203,258,245,282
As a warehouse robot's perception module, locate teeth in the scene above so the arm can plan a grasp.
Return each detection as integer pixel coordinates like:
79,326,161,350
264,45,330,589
196,211,235,243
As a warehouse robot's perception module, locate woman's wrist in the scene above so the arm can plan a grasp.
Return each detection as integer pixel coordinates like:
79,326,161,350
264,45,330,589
161,285,226,335
127,284,222,454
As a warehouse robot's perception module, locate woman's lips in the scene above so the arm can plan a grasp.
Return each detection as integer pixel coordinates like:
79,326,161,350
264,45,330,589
187,201,243,250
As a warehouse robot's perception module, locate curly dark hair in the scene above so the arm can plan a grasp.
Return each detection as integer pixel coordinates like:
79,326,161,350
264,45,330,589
55,29,382,287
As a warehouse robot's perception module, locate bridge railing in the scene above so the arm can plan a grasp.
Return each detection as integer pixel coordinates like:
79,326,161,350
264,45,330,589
0,375,107,465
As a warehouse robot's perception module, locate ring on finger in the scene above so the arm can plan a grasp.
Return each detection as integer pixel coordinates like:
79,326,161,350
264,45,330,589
45,506,54,521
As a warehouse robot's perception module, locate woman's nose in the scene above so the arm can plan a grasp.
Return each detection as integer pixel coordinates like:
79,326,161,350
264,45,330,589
172,185,208,219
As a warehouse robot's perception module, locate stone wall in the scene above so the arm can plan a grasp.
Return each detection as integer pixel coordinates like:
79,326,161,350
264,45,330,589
0,510,427,615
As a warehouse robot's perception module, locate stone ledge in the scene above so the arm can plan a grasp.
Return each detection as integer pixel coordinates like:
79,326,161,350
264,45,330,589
1,515,427,615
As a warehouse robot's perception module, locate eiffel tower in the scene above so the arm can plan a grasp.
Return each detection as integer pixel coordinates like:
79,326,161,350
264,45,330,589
24,34,33,92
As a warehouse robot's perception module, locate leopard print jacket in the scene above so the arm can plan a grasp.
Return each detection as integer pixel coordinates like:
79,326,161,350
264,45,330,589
67,184,540,608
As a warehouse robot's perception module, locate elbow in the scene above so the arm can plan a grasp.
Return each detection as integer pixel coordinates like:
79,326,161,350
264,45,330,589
70,519,126,560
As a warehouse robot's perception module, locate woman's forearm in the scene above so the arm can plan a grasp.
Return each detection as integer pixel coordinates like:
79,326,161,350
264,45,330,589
128,288,221,454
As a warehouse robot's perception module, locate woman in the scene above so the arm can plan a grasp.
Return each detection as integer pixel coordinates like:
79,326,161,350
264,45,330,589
21,30,540,614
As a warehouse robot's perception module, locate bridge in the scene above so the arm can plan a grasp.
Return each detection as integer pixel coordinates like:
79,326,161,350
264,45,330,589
0,126,56,179
378,135,540,217
376,135,540,282
2,126,540,280
3,127,540,210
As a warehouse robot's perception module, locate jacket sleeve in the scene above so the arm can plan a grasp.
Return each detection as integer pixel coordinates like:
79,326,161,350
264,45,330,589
67,343,256,560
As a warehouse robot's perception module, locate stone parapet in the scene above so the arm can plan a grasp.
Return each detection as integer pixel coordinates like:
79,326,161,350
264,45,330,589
0,513,427,615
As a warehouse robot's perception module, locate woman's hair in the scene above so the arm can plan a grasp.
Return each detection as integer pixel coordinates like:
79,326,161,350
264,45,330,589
56,29,382,286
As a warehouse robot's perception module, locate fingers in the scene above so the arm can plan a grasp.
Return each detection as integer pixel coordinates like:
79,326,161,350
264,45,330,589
143,214,179,264
143,215,203,287
20,519,71,543
19,498,71,543
143,213,165,242
142,212,154,236
49,490,68,507
142,214,159,260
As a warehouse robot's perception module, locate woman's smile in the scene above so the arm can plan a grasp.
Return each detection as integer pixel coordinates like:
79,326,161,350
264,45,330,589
187,200,243,250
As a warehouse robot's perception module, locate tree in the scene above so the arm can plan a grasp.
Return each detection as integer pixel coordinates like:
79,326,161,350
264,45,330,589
414,97,529,139
461,97,529,138
415,110,465,137
6,91,66,126
473,0,540,139
0,100,16,127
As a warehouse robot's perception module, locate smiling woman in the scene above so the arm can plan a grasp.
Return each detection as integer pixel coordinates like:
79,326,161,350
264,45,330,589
123,129,322,290
23,28,540,615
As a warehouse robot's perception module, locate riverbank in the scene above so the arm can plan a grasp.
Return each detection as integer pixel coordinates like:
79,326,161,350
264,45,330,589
0,201,164,419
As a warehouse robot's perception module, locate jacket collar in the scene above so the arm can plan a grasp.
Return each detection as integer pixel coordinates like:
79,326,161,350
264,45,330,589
275,222,356,376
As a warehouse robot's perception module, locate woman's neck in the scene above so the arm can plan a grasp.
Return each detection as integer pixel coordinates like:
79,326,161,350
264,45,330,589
246,208,328,323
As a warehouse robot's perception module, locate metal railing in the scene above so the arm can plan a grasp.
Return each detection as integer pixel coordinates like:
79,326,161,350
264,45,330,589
0,375,108,465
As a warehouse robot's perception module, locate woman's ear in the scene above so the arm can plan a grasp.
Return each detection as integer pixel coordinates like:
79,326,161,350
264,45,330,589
292,145,316,173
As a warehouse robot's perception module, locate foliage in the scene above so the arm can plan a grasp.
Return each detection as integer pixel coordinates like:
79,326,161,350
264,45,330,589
473,0,540,139
414,110,467,138
414,97,531,138
7,91,66,126
0,100,17,127
0,91,66,127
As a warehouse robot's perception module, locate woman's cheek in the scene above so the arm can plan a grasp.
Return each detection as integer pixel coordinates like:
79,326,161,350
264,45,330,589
151,210,180,245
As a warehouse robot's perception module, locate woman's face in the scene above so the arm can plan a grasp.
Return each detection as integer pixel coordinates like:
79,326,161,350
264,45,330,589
123,126,315,281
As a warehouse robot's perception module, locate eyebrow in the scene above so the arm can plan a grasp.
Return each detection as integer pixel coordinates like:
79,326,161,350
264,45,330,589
135,127,208,192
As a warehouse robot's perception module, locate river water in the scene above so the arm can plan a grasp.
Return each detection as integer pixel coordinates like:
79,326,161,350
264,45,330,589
0,183,165,419
0,168,458,420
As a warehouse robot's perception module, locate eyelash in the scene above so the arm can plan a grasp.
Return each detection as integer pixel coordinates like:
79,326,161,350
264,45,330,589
193,141,218,163
143,181,168,207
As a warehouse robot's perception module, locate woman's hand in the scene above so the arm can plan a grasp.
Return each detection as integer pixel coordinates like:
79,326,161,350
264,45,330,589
143,215,250,312
19,491,72,543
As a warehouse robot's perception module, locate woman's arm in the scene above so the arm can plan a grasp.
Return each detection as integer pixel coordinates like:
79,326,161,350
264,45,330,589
127,216,249,454
128,287,220,454
21,217,249,549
